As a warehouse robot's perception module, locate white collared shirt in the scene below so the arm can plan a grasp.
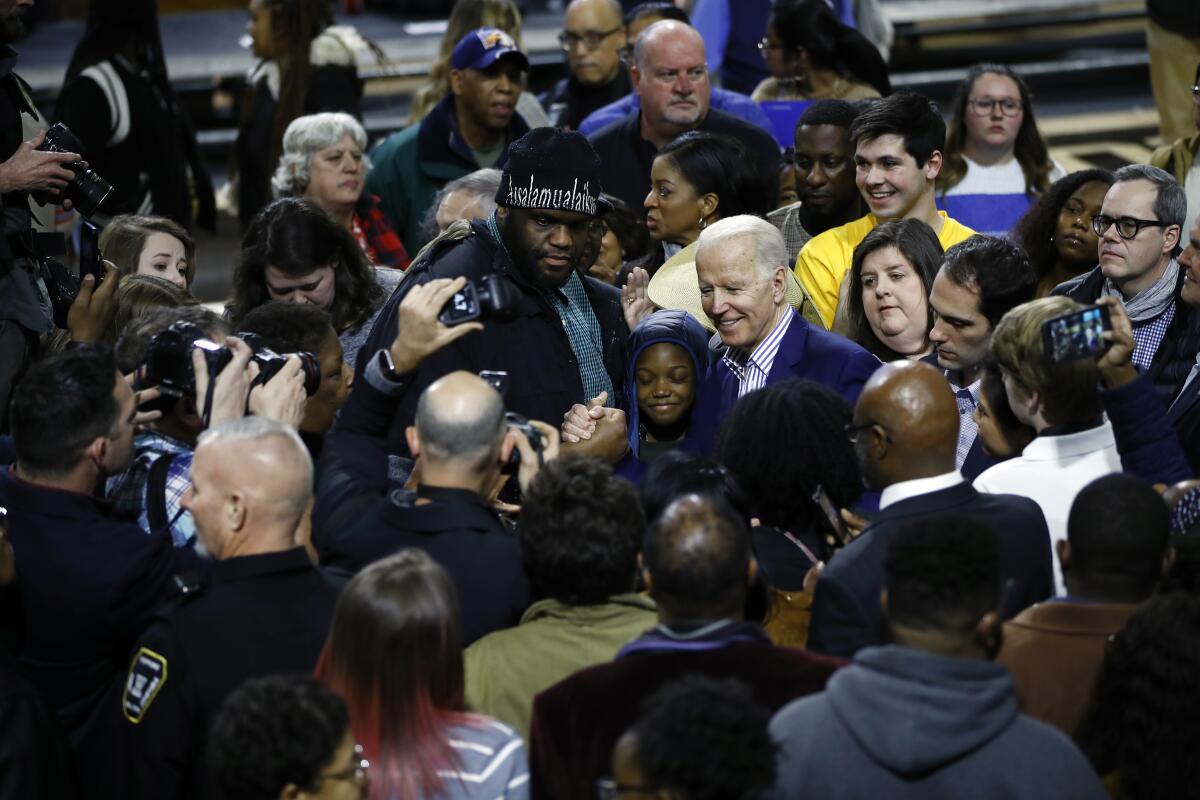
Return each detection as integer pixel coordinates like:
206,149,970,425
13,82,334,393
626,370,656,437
722,308,794,397
879,470,965,510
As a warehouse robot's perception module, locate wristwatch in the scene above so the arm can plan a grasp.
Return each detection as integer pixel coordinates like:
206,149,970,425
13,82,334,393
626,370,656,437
377,348,410,385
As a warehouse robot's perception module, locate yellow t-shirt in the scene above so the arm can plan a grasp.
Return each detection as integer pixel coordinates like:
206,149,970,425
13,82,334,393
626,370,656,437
794,212,977,328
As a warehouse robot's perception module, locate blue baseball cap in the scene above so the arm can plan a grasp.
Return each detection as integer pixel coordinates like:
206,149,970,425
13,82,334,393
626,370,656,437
451,27,530,71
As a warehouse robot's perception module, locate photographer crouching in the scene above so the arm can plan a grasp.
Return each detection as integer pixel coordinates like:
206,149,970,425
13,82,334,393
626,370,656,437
358,127,628,457
315,277,560,645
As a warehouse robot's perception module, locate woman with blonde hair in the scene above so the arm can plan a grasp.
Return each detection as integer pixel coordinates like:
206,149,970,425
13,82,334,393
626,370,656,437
406,0,548,127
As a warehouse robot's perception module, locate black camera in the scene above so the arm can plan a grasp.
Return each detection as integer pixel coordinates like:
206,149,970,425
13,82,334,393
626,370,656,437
501,412,544,475
438,275,521,326
37,123,113,219
141,321,322,400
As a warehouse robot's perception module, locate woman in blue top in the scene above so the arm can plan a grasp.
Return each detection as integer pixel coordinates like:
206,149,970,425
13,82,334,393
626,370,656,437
937,63,1064,236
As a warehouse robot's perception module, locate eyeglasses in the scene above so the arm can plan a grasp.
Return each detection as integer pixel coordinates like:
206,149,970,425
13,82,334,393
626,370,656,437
558,26,622,51
319,745,370,791
966,97,1022,117
596,778,660,799
844,421,892,445
1091,214,1171,240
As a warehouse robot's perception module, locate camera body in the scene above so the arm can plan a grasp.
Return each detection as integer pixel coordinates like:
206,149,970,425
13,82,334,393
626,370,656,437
501,412,543,475
141,321,322,400
438,274,521,326
37,123,113,218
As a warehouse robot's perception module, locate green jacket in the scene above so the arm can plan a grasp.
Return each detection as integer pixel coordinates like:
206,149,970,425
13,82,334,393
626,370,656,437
463,594,657,741
365,93,529,255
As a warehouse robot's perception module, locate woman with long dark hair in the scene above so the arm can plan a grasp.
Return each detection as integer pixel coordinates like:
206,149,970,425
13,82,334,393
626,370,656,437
228,198,396,368
1013,168,1114,297
316,549,530,800
752,0,891,102
232,0,379,230
56,0,214,228
843,218,942,361
937,63,1064,236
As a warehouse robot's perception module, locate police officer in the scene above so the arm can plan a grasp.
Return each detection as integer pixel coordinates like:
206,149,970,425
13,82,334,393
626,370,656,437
117,417,345,798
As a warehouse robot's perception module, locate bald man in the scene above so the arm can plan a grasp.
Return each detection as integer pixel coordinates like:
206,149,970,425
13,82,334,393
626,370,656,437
529,493,842,800
806,361,1053,659
541,0,630,129
118,417,345,797
585,19,781,211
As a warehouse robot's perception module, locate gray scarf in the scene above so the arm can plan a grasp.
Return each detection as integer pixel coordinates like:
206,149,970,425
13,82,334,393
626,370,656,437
1103,258,1179,323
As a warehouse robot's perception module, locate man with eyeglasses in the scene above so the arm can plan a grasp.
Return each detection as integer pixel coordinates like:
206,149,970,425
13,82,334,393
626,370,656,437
585,19,782,212
1053,164,1200,406
541,0,629,130
807,360,1052,660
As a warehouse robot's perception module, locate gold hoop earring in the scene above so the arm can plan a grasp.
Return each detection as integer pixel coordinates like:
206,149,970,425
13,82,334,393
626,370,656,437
699,217,707,230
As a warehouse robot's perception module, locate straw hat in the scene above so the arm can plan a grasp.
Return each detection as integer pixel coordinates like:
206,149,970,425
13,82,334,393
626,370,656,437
645,240,814,333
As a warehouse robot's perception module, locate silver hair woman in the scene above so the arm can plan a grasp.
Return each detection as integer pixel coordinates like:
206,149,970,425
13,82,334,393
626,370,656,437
271,112,410,269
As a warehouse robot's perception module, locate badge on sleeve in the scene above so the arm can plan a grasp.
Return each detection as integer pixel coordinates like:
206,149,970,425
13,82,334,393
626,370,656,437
122,647,168,724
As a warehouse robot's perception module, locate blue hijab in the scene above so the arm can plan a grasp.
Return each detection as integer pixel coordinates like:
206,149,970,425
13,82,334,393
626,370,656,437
625,309,713,459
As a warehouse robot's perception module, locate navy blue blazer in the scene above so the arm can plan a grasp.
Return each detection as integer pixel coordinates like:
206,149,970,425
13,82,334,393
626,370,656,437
807,481,1053,659
685,312,880,456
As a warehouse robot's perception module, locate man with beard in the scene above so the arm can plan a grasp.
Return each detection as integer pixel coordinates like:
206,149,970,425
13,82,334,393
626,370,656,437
0,0,82,430
357,127,626,456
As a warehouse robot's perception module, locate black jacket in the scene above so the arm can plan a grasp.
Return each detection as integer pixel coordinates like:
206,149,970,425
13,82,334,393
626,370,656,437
586,106,781,212
358,219,628,453
315,358,532,645
540,69,631,131
0,468,207,777
807,481,1053,659
1168,375,1200,473
1054,264,1200,407
113,548,343,799
0,655,77,800
55,55,214,228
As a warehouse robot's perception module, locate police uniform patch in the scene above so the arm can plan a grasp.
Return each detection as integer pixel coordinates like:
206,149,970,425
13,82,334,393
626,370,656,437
122,647,168,724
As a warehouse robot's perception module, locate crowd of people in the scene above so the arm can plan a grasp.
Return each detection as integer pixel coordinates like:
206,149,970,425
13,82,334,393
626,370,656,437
2,0,1200,797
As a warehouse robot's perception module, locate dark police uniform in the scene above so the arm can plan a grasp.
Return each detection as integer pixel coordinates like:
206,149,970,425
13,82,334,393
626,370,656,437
117,547,345,799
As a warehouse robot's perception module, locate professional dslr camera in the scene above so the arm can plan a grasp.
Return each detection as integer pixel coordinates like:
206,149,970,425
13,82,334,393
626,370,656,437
141,321,321,400
36,123,113,218
438,274,521,326
501,412,544,474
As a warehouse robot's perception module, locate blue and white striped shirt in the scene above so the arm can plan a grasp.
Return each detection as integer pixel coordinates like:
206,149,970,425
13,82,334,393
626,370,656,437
722,308,795,397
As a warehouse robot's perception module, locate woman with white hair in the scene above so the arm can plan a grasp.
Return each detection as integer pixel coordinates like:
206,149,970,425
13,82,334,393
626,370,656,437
273,111,410,269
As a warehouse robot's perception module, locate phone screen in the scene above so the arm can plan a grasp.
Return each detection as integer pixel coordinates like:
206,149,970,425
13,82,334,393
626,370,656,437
1042,305,1111,364
79,220,103,285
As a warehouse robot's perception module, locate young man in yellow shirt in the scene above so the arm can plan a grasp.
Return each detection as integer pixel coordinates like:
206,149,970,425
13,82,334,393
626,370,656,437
795,91,976,328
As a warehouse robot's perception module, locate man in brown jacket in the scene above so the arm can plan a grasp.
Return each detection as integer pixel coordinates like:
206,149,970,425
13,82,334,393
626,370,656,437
996,474,1174,735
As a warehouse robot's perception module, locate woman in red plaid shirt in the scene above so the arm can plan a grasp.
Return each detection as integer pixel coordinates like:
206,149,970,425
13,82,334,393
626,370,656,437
272,111,411,270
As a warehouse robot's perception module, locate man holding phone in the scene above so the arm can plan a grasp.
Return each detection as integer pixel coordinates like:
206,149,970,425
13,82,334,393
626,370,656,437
358,127,627,459
973,296,1123,595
